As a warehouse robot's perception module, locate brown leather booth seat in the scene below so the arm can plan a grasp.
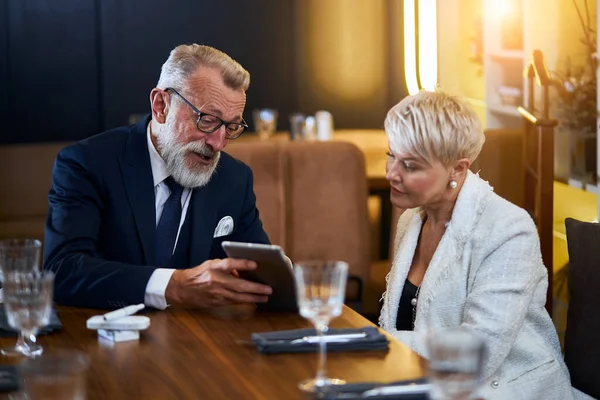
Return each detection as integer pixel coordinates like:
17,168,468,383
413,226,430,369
1,141,371,304
227,141,371,304
0,142,69,241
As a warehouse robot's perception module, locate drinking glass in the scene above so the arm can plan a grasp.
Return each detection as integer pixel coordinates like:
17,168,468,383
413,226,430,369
294,260,348,392
19,349,89,399
253,108,278,141
288,113,306,141
427,326,486,400
0,239,42,285
2,271,55,357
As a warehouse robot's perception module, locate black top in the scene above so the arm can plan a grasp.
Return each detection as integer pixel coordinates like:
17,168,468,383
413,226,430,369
396,279,418,331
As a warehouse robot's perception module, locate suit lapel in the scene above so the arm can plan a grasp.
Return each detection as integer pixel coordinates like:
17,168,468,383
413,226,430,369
119,116,156,265
188,180,219,266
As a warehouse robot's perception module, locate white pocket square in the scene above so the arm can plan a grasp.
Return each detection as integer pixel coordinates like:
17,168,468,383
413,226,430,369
214,216,234,238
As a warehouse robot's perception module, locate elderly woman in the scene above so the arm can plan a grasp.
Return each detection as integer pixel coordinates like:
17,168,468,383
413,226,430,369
379,90,584,399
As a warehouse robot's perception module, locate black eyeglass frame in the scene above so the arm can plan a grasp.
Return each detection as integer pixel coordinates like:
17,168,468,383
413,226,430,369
164,87,248,139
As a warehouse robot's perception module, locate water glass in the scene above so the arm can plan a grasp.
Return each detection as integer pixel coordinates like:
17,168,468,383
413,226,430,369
303,116,317,141
294,260,348,392
288,113,318,141
253,108,278,141
289,113,306,141
2,271,55,357
0,239,42,284
427,327,485,400
19,349,89,399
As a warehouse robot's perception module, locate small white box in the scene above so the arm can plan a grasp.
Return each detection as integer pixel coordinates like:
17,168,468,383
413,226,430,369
87,315,150,331
97,329,140,342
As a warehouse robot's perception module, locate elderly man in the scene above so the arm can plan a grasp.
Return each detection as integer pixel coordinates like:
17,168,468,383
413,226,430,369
43,44,275,310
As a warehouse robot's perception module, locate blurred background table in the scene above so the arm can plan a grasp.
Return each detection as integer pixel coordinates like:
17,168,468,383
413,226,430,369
0,305,424,399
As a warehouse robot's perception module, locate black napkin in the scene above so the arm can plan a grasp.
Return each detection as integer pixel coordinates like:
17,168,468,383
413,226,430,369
0,366,19,393
0,308,62,337
314,378,430,400
251,326,389,354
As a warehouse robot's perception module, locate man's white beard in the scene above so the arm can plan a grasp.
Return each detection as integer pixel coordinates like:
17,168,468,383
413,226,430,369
155,117,220,188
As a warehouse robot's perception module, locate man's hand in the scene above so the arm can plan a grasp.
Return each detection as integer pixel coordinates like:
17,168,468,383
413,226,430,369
164,258,273,307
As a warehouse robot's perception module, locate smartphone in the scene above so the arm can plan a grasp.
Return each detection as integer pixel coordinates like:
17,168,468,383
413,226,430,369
221,241,297,312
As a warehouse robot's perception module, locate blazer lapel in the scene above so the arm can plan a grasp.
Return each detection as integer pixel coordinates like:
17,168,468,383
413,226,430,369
414,171,493,329
188,180,219,266
118,116,156,265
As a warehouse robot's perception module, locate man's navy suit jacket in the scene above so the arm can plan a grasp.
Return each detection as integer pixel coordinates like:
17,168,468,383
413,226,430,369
43,116,270,309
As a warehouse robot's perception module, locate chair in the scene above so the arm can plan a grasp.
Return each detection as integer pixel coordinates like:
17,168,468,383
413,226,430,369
517,50,558,313
227,141,371,308
564,217,600,399
470,129,524,207
225,141,287,247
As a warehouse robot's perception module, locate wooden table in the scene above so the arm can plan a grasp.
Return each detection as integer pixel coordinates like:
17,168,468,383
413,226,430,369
0,306,424,399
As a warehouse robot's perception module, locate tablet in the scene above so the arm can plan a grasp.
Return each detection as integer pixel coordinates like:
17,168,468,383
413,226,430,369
221,241,297,312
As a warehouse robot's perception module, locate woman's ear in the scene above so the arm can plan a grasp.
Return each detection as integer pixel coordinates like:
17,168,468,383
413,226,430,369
150,88,169,124
452,158,471,179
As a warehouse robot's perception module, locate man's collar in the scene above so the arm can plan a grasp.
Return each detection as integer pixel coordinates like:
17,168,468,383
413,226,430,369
146,122,170,187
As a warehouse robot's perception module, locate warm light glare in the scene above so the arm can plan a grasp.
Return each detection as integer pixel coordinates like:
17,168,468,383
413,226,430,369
404,0,437,94
418,0,437,91
403,0,420,95
303,0,386,101
489,1,512,19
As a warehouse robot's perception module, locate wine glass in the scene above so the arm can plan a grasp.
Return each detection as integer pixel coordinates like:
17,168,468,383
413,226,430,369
293,260,348,392
427,326,486,400
0,239,42,285
253,108,278,141
2,271,55,357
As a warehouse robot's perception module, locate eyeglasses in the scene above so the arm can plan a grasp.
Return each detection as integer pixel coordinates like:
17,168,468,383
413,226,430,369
164,87,248,139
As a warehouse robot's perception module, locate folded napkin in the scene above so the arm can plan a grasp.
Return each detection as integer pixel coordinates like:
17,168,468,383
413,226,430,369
315,378,430,400
0,308,62,337
251,326,389,354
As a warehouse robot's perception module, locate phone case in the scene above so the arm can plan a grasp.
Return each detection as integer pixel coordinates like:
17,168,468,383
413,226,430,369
221,241,297,312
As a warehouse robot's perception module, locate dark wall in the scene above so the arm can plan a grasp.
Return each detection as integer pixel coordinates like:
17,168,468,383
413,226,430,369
4,0,99,144
1,0,406,145
0,0,8,129
99,0,296,131
1,0,297,144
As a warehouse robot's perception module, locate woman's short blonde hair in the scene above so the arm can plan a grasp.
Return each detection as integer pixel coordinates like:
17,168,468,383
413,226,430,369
157,44,250,92
384,90,485,166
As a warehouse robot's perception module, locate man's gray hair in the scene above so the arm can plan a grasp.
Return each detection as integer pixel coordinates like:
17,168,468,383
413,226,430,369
385,90,485,166
156,44,250,91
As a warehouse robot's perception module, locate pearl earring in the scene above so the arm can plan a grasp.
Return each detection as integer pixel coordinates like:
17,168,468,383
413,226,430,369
449,180,458,189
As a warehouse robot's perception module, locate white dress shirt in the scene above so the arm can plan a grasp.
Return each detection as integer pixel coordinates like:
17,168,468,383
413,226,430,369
144,125,193,310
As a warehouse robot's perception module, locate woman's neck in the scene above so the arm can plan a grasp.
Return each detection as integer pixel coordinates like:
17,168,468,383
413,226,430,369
422,175,466,227
422,202,454,228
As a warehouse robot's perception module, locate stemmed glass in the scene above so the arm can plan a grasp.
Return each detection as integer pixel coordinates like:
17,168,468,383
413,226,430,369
0,239,42,285
427,326,486,400
2,271,55,357
294,260,348,392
